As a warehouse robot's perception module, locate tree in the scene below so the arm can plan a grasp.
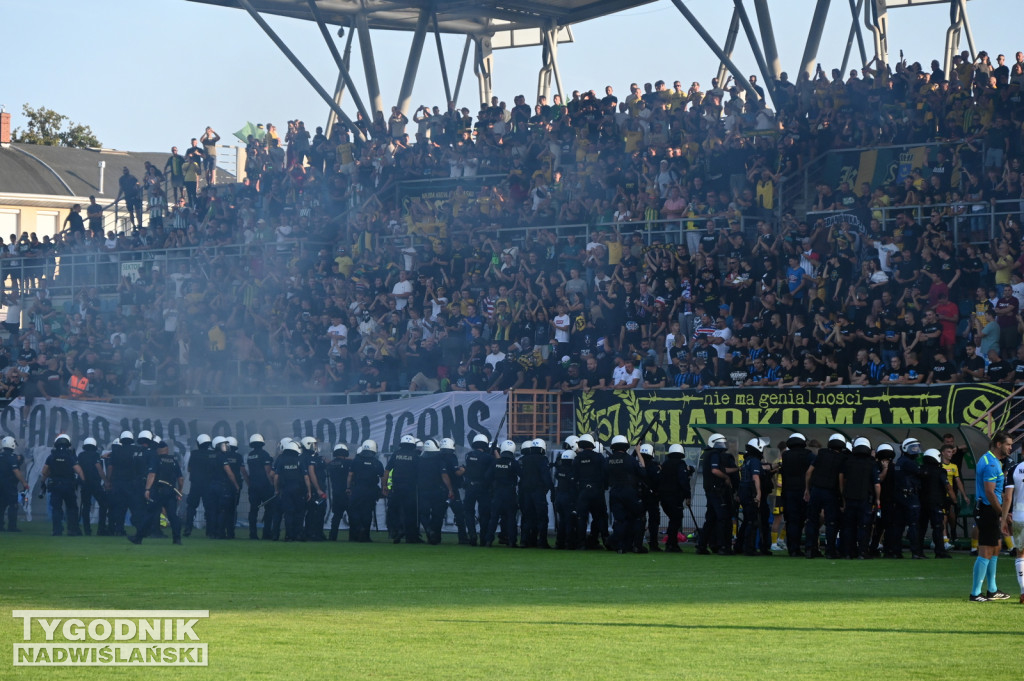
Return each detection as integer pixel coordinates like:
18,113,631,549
12,104,101,148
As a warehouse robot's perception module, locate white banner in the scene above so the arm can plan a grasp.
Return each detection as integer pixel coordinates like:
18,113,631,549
7,392,508,510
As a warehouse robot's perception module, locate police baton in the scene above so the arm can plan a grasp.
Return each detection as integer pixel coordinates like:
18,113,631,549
158,480,183,499
687,502,702,546
257,493,278,509
630,413,662,458
489,412,508,454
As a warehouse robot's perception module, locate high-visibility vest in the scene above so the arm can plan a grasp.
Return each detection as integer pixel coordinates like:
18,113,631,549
70,375,89,397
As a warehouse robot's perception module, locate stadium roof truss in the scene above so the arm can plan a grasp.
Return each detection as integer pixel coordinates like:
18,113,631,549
187,0,981,139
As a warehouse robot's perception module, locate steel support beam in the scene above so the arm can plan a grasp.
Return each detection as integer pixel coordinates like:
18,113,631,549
308,3,372,132
452,35,472,105
865,0,888,66
548,27,565,102
474,36,493,107
356,13,384,120
840,0,867,74
716,8,741,87
326,22,356,136
957,0,976,61
943,0,964,81
432,10,452,105
669,0,760,102
235,0,364,141
733,0,773,101
800,0,833,79
752,0,781,80
397,9,430,115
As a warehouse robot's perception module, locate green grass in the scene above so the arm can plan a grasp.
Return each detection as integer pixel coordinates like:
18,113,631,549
0,524,1019,680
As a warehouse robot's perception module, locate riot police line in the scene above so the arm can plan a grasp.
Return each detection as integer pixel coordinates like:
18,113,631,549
0,427,965,557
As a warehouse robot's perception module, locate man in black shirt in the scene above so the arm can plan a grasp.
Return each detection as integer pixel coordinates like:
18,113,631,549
927,350,958,384
77,437,107,536
326,442,351,541
129,440,184,545
839,437,880,559
986,350,1011,383
246,434,276,540
804,433,847,559
39,434,85,536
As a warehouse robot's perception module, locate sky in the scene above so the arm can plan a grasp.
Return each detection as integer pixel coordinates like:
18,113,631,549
3,0,1021,154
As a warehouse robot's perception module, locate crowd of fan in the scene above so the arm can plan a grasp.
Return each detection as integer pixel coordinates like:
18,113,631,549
2,48,1024,402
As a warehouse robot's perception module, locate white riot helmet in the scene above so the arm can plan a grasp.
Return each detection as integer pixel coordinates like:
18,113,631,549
560,449,577,461
746,437,768,456
82,437,98,449
828,433,847,447
249,433,265,445
55,433,71,447
212,436,228,449
532,438,546,452
300,436,318,451
278,437,293,453
639,444,655,457
472,433,490,448
901,437,921,455
227,436,238,449
853,437,871,451
667,443,684,456
564,435,579,451
138,430,154,443
120,430,135,442
284,440,301,454
1,436,16,449
421,439,440,453
152,435,162,444
923,448,941,463
707,433,727,449
577,434,596,449
333,442,349,456
440,438,456,451
196,434,211,447
359,439,378,454
400,434,418,446
610,435,629,449
499,439,516,455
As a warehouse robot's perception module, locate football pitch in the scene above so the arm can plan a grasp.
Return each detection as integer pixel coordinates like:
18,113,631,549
1,526,1019,681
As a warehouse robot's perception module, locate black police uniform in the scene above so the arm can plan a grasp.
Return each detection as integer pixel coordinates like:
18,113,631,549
462,444,494,545
607,446,645,553
326,452,351,541
184,442,213,536
804,443,845,558
441,446,469,543
132,447,183,543
347,451,384,542
780,440,814,557
214,444,244,539
890,453,923,558
386,444,421,543
77,444,107,535
416,448,450,544
640,453,662,551
484,452,520,547
917,457,950,558
43,443,81,536
106,439,135,536
658,452,692,552
246,444,275,540
840,447,879,559
871,453,896,556
303,448,328,541
574,445,609,549
737,453,769,555
518,447,552,548
129,441,153,533
0,448,24,531
697,447,732,554
274,448,309,541
553,456,578,549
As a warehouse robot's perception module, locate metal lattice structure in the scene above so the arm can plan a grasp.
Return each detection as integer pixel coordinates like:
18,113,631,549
186,0,984,136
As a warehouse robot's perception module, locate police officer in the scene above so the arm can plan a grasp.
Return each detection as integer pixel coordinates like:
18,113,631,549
184,433,213,537
779,433,813,557
274,439,310,542
106,430,136,536
416,439,454,544
519,438,553,549
326,442,350,541
696,433,732,555
738,438,772,556
246,434,275,540
0,436,29,532
634,444,661,552
607,434,647,554
658,443,693,553
128,440,184,545
347,439,384,542
574,434,609,550
128,431,158,536
804,433,847,559
553,441,578,550
462,433,494,546
265,438,293,540
918,448,953,559
385,434,422,543
209,436,244,539
439,438,469,544
870,443,896,556
890,437,925,559
39,434,84,536
300,436,328,541
483,440,521,548
76,437,107,536
839,437,880,559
